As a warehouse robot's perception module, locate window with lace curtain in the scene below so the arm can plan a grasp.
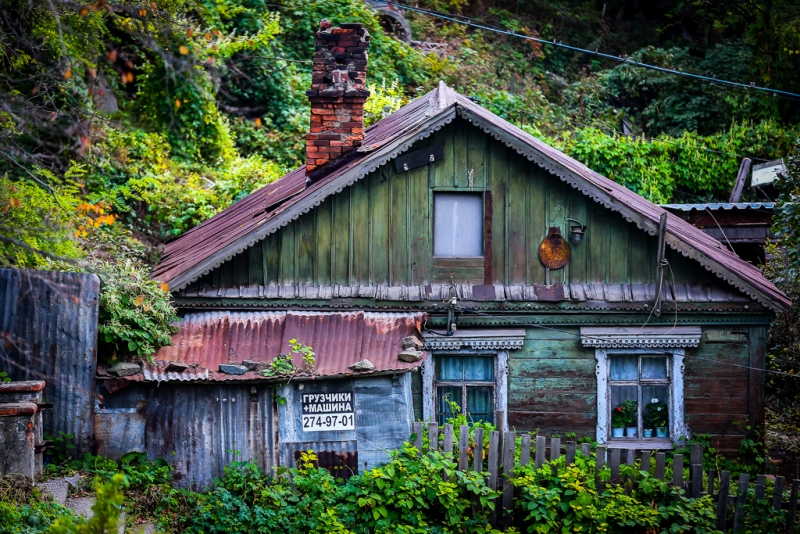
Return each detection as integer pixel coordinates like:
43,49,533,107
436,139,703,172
434,355,495,425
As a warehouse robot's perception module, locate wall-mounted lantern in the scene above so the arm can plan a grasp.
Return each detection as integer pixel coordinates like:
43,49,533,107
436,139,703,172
565,218,586,245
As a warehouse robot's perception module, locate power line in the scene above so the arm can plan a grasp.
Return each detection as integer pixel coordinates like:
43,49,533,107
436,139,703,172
383,1,800,103
469,96,770,162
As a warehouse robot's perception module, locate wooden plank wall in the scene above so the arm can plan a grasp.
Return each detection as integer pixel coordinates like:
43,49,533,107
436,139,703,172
684,327,758,455
187,118,718,291
505,326,758,450
508,328,597,437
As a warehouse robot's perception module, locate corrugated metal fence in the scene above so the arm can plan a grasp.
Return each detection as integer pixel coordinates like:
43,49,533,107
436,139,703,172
0,269,99,455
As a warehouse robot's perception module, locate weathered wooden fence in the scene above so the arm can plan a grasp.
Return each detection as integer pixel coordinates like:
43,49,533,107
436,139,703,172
412,417,800,532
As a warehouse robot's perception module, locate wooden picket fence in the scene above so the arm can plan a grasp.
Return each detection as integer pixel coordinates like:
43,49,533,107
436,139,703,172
412,417,800,532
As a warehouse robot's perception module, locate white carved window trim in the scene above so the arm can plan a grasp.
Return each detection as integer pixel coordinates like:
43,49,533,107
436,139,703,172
422,350,509,432
595,348,686,446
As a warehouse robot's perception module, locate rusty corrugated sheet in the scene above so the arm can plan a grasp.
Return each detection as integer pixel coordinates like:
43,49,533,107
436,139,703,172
0,269,99,455
137,311,426,382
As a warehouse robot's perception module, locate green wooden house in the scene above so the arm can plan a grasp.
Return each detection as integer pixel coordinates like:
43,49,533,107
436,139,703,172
138,21,790,483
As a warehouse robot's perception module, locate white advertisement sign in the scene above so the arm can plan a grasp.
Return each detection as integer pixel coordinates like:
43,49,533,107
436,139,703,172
301,391,355,432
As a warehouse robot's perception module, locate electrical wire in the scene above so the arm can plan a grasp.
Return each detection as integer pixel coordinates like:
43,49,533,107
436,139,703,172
383,1,800,102
452,307,800,379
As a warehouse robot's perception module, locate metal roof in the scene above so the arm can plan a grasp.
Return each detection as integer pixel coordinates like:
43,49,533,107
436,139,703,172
661,203,775,212
152,82,789,312
131,311,426,382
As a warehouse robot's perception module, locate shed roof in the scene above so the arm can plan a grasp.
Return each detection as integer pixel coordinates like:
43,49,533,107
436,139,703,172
153,82,789,312
133,311,426,382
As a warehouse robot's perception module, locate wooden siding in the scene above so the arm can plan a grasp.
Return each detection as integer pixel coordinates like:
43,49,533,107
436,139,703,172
504,326,759,454
507,328,597,436
186,118,719,292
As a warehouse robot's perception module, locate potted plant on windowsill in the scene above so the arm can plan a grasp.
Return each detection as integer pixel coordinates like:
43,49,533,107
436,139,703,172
611,405,626,438
645,398,668,438
621,399,638,438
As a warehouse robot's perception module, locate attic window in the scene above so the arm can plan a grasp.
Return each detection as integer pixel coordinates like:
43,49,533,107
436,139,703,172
433,193,483,257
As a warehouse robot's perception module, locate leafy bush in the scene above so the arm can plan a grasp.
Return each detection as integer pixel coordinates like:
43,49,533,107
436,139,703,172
90,259,178,360
514,454,721,533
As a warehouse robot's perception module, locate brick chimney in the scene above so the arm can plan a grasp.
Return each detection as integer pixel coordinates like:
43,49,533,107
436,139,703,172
305,20,370,175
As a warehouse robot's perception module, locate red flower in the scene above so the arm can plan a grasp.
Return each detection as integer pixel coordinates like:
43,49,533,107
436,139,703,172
616,406,622,412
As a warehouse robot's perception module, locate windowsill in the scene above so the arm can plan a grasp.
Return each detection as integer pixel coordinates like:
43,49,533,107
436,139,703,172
605,439,673,450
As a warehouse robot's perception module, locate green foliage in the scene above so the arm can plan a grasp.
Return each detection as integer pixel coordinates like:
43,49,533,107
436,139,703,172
643,398,668,429
514,454,721,534
0,371,10,383
0,176,84,267
0,475,80,534
263,339,316,377
62,259,178,361
364,79,408,127
611,399,637,428
263,354,296,377
44,432,77,465
48,473,127,534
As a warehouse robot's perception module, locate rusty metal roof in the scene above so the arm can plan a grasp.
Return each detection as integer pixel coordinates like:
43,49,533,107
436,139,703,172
134,311,426,382
152,82,789,312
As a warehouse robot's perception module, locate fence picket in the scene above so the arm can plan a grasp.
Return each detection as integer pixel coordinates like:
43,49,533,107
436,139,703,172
755,474,766,500
640,450,651,475
787,479,799,534
443,424,454,456
732,473,750,531
691,464,702,498
580,443,591,457
709,469,716,498
690,443,703,467
566,441,576,465
717,470,731,531
473,428,484,472
550,437,561,463
610,448,620,483
427,422,438,452
487,431,500,490
520,434,531,467
501,431,516,525
672,454,683,489
412,422,423,456
655,452,666,480
458,425,469,471
595,446,606,491
535,436,546,469
773,476,785,511
626,448,636,466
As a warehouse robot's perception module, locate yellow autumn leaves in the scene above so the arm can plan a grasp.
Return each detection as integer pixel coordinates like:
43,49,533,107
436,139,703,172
73,201,115,238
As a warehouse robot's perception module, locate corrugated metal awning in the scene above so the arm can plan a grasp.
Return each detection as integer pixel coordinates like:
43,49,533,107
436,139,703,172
129,311,427,382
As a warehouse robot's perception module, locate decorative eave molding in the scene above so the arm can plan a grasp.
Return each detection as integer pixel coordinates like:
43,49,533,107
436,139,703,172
423,328,526,351
580,326,701,349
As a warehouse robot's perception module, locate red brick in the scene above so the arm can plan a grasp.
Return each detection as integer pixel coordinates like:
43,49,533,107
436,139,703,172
309,139,329,146
306,145,318,153
329,140,354,147
319,146,342,154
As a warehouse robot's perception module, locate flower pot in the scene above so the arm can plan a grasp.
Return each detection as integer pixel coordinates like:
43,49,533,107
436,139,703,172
643,429,654,438
625,427,637,438
612,427,624,438
656,427,668,438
